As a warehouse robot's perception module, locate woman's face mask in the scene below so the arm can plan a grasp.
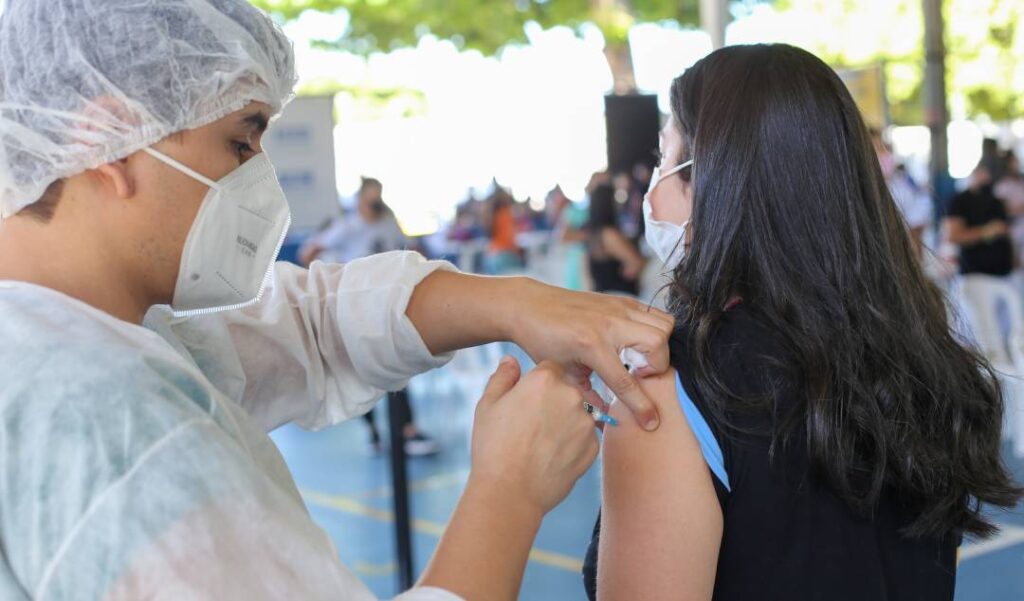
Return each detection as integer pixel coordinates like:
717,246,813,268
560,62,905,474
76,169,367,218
643,160,693,269
643,119,695,269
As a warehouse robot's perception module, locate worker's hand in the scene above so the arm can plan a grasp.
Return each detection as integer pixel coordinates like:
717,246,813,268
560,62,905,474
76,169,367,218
470,358,600,516
508,281,675,431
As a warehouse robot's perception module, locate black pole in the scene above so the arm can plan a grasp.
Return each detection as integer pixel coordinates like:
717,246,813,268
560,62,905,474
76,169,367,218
387,389,415,591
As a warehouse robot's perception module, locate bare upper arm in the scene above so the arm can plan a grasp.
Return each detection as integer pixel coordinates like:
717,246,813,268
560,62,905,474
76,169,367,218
597,369,723,601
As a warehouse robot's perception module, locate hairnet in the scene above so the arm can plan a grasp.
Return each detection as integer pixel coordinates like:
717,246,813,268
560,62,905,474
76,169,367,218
0,0,297,219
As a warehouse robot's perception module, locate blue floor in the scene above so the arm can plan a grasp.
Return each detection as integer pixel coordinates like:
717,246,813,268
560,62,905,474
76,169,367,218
270,344,1024,600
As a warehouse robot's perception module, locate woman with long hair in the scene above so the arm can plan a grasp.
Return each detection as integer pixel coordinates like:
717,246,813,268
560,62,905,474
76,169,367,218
586,173,647,295
584,44,1021,600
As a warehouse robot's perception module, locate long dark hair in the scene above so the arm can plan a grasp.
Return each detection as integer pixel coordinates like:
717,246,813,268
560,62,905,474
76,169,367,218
668,44,1020,539
586,181,618,233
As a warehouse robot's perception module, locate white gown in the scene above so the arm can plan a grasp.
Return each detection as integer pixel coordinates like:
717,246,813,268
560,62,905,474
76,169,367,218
0,251,462,601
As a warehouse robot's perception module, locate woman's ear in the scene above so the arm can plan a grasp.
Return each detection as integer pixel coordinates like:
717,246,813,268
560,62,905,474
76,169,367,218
93,159,135,199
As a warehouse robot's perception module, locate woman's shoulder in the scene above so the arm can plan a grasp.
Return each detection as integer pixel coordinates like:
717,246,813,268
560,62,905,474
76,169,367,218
671,304,793,381
669,303,801,435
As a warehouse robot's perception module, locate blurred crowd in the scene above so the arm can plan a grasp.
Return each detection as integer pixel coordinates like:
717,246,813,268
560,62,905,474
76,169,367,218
431,162,661,296
293,133,1024,456
298,134,1024,371
938,140,1024,379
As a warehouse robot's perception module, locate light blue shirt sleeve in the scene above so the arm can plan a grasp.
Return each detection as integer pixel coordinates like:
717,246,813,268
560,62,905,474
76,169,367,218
675,372,731,492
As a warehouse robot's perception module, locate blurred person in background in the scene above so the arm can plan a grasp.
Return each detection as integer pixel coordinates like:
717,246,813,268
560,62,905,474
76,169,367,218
299,177,405,265
629,162,654,241
586,172,646,296
872,129,932,260
543,185,571,231
448,204,485,243
300,177,439,456
613,171,642,241
995,151,1024,266
891,164,933,260
520,196,547,232
483,185,523,274
981,138,1001,172
632,162,654,194
944,154,1021,369
546,185,589,291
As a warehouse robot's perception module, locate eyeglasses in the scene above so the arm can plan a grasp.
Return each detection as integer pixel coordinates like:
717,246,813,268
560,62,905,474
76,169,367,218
655,159,694,185
678,160,693,183
652,150,694,183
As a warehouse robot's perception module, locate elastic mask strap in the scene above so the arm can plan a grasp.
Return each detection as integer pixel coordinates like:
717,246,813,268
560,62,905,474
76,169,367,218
658,159,693,184
143,147,220,190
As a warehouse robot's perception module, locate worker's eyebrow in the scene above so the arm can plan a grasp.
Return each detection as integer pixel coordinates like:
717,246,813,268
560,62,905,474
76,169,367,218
240,111,269,134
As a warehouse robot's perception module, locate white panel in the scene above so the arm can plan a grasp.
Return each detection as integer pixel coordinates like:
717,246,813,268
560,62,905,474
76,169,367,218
264,96,339,234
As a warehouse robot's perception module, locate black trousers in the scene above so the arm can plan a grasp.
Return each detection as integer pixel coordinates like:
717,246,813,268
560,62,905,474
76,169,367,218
364,388,413,442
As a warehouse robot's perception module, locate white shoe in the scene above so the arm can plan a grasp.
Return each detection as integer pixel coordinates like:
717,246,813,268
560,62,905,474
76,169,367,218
404,433,440,457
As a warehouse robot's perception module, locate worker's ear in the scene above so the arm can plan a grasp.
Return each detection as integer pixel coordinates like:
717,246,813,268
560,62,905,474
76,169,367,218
81,95,141,200
93,159,136,199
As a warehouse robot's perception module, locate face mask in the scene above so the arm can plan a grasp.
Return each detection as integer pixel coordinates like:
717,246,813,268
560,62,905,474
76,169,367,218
643,159,693,269
143,147,291,318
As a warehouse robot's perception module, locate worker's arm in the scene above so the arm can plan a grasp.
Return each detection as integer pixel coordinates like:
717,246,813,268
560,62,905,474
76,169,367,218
944,216,1008,247
148,252,461,432
420,478,542,601
154,251,672,432
597,369,722,600
419,360,599,600
406,268,673,430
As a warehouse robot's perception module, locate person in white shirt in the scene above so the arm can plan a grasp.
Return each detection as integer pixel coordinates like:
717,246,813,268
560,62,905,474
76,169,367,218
872,129,933,260
0,2,674,600
300,177,409,265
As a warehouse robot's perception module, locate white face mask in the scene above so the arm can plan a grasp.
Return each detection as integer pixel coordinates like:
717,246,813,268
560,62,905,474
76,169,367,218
643,159,693,269
143,147,291,318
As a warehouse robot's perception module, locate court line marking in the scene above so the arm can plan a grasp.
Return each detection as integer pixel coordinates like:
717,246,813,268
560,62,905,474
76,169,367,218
305,490,1022,569
300,488,585,572
353,561,398,577
959,524,1024,561
355,469,472,500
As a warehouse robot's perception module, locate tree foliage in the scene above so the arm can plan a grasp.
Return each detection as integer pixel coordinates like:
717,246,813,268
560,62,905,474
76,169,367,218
253,0,1022,121
775,0,1022,122
253,0,700,55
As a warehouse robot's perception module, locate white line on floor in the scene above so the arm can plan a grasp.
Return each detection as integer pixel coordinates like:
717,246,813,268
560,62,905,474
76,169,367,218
960,524,1024,561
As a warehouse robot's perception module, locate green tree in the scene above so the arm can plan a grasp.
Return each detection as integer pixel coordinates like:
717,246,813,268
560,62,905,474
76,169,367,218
254,0,1021,122
253,0,702,93
774,0,1022,123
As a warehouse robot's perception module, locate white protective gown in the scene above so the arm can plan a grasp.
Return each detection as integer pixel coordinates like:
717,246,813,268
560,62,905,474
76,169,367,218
0,251,462,601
